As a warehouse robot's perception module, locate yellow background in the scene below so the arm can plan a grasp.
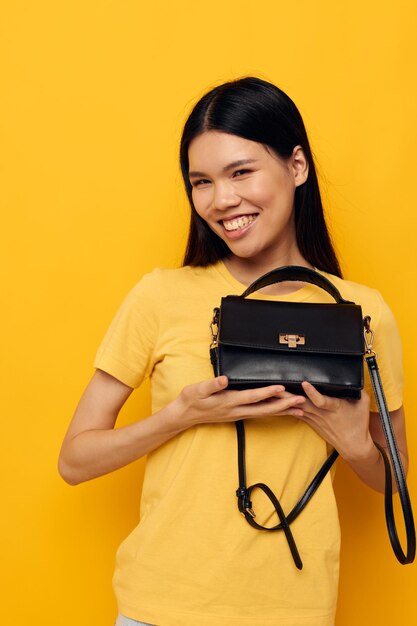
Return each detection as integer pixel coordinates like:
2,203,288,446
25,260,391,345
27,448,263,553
1,1,416,624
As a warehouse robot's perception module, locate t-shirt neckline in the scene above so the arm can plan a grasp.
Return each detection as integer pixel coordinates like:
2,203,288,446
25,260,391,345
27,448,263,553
213,260,325,302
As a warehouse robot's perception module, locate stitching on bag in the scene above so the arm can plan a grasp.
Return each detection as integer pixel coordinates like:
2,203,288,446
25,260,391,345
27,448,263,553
219,340,363,355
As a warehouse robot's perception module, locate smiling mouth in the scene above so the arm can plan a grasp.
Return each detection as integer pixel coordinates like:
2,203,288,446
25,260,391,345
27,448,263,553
221,214,259,231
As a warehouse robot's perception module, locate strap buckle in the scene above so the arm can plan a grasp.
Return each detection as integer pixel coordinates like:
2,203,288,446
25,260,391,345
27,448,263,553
236,487,256,518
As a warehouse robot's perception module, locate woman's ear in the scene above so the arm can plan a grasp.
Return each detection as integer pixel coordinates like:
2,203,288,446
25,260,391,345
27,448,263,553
291,145,309,186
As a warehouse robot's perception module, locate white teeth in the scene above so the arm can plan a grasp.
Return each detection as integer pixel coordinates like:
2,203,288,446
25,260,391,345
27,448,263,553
223,214,257,231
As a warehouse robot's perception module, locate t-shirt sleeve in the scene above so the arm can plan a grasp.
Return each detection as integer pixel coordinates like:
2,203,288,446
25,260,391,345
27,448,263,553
93,271,160,388
364,292,403,413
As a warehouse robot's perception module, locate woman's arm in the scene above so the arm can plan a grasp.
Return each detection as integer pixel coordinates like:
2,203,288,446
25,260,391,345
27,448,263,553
343,405,409,494
58,370,306,485
58,369,190,485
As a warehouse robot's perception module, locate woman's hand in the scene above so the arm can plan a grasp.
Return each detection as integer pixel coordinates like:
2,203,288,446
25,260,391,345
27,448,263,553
172,375,306,428
293,382,410,494
58,371,305,485
291,381,374,462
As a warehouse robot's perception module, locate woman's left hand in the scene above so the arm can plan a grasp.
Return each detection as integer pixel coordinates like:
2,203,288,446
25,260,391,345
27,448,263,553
288,381,374,462
284,383,410,494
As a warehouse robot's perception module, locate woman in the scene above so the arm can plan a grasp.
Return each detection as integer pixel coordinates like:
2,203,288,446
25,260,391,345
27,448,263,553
58,76,408,626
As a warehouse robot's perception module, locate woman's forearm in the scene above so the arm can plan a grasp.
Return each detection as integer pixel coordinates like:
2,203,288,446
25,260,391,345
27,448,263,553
343,441,409,494
58,402,187,485
59,376,306,486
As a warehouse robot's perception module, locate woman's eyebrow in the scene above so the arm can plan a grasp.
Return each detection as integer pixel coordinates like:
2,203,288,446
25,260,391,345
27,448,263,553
188,158,259,179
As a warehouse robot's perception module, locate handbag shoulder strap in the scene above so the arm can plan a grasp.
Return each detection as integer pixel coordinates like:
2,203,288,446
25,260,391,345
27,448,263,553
240,265,353,304
234,315,416,568
363,316,416,563
235,419,339,570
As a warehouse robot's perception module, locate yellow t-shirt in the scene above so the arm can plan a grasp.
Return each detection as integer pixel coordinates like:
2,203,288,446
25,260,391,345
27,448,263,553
94,261,403,626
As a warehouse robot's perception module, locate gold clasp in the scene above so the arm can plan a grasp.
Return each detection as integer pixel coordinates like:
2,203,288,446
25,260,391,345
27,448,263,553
279,333,305,349
210,307,220,348
363,315,376,358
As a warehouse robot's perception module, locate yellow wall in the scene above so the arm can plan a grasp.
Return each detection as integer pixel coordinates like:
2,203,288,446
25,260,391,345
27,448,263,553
1,1,416,624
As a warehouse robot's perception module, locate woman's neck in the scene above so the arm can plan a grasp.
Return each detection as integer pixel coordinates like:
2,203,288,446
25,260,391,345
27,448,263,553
222,250,315,295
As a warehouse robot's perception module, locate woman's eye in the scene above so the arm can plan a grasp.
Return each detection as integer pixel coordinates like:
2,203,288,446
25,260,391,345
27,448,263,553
191,170,251,187
233,169,251,177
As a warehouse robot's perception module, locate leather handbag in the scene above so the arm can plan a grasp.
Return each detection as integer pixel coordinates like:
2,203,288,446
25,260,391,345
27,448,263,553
209,265,415,569
210,265,364,399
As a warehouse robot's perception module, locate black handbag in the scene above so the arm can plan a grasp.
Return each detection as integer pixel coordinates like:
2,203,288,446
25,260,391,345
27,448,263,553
209,265,415,569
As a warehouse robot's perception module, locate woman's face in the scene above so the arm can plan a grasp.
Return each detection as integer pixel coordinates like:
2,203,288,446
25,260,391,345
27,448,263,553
188,131,308,265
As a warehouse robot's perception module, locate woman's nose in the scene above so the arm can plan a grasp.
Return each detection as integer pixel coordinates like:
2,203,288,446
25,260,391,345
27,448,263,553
212,181,241,211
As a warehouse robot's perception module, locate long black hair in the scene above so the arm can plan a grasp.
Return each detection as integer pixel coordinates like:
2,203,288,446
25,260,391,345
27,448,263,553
179,76,342,278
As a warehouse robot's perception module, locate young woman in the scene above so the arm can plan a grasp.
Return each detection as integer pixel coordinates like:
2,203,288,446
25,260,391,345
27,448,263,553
58,77,408,626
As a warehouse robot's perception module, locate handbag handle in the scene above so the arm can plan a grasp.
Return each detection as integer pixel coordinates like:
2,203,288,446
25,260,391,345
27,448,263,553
241,265,352,304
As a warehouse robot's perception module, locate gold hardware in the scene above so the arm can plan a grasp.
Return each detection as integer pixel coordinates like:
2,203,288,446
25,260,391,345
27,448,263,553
279,333,305,349
363,316,377,358
210,307,220,348
243,507,256,519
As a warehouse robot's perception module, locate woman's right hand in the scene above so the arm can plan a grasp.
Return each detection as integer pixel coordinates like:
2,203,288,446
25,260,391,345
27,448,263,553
173,375,306,428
